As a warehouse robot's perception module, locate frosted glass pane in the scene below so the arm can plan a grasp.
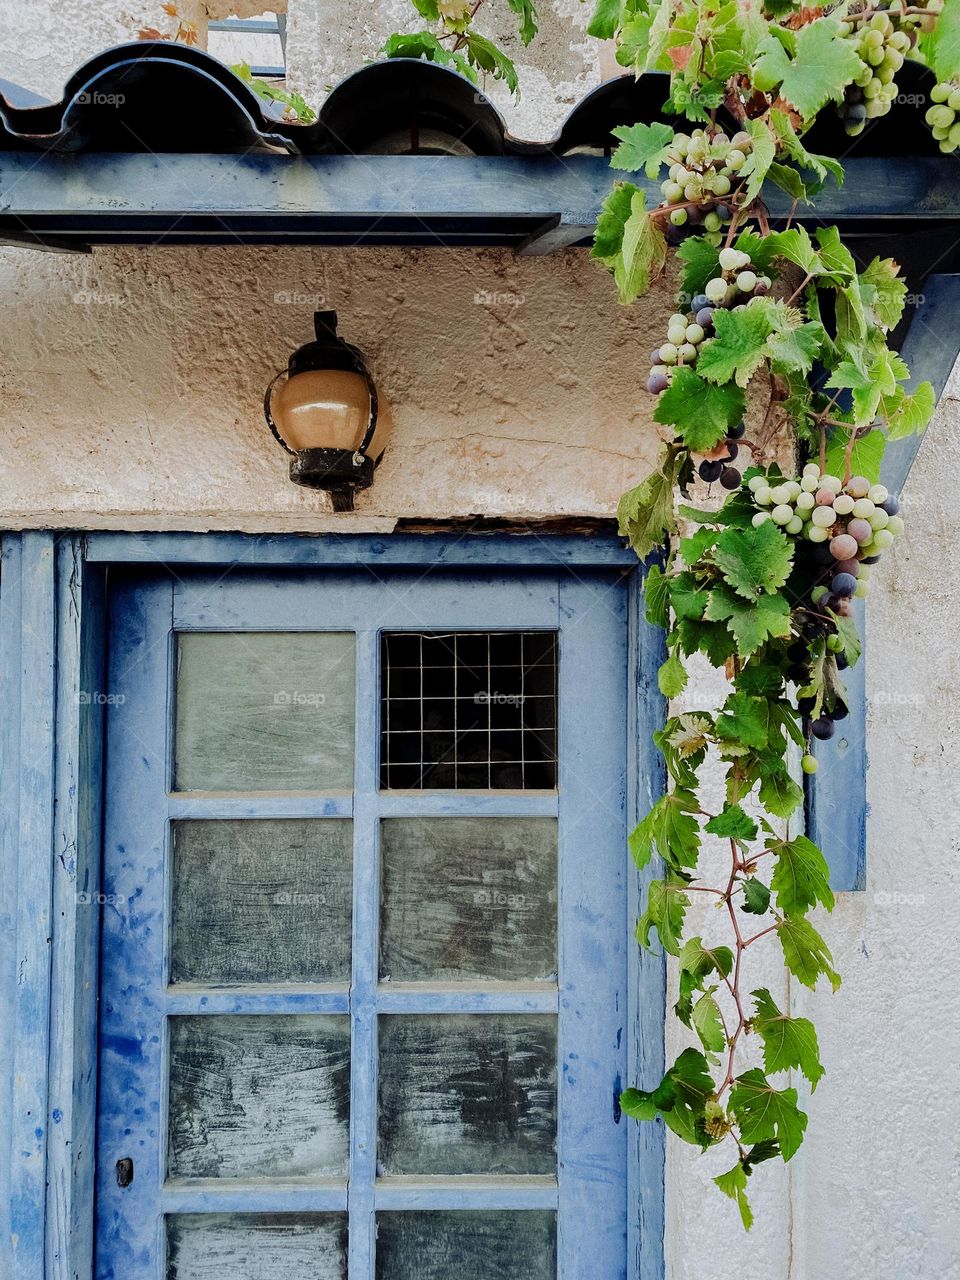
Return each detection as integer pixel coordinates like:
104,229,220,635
167,1214,347,1280
376,1212,555,1280
168,1016,350,1179
170,819,352,984
174,632,355,792
379,817,557,981
378,1015,556,1175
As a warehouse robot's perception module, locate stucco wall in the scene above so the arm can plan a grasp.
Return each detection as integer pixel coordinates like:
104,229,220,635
1,3,958,1278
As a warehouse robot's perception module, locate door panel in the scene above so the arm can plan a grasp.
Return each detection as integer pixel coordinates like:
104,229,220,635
95,567,630,1280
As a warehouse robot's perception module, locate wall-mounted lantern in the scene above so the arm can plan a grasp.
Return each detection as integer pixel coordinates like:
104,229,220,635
264,311,391,511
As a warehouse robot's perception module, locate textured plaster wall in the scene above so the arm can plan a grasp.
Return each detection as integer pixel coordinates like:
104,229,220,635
1,3,958,1278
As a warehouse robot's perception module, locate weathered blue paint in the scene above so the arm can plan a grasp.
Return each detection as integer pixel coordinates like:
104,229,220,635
808,276,960,892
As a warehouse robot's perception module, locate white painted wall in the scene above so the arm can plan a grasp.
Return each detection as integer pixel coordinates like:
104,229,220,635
1,3,958,1276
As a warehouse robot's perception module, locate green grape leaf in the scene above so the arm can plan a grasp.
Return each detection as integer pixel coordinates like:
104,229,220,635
637,876,691,956
618,444,686,559
714,1161,755,1231
383,31,477,79
740,117,777,205
925,0,960,81
653,368,747,450
766,318,825,375
679,935,735,983
704,585,792,656
715,695,770,750
692,990,727,1053
410,0,440,16
676,616,740,666
665,713,714,761
823,427,886,484
610,120,676,178
621,1047,717,1148
769,108,844,189
616,11,655,71
753,18,861,120
768,225,820,275
705,802,759,841
815,226,858,280
644,563,671,628
777,915,842,991
506,0,538,44
827,609,862,668
741,876,772,915
629,787,701,872
713,522,795,601
757,757,804,818
751,988,826,1090
769,834,835,916
586,0,622,40
676,234,722,302
658,650,689,698
734,661,784,698
886,381,935,441
669,572,709,621
730,1068,808,1161
766,160,807,201
696,303,774,387
859,256,907,329
464,31,520,93
618,188,668,303
679,527,720,566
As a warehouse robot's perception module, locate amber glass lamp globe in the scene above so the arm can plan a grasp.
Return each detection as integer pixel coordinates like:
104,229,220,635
265,311,391,509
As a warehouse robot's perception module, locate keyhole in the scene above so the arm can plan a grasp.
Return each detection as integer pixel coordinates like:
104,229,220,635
116,1157,134,1188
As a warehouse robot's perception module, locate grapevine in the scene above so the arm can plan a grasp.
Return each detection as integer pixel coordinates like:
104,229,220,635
587,0,955,1230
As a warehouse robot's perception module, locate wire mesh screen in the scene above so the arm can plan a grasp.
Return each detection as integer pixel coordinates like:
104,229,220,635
380,632,558,790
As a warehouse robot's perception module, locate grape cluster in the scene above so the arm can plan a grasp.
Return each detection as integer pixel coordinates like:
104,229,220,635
646,246,771,397
657,128,755,246
925,81,960,152
749,464,904,746
840,12,911,135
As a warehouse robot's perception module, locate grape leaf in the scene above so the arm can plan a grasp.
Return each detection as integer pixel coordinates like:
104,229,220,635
740,117,777,206
653,368,747,450
777,915,842,991
706,802,759,841
757,757,803,818
815,226,858,280
751,988,825,1090
713,522,794,601
692,990,726,1053
769,834,834,916
714,695,770,750
669,572,709,621
766,318,825,375
696,303,774,387
644,563,670,628
823,428,886,484
383,31,477,79
464,31,519,94
926,0,960,80
730,1068,808,1161
715,1162,754,1231
741,876,772,915
586,0,622,40
769,109,844,189
506,0,538,44
593,184,668,304
886,381,935,440
610,120,676,178
637,876,691,955
676,234,722,301
679,935,735,983
629,787,701,871
767,161,806,202
410,0,440,16
752,18,861,120
828,609,862,668
859,256,907,329
704,585,792,656
618,445,683,558
658,650,688,697
679,527,720,566
621,1048,717,1148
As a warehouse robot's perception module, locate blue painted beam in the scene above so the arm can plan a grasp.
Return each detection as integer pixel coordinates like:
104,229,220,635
2,154,960,251
808,276,960,891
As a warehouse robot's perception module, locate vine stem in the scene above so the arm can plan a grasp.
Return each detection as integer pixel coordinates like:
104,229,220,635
718,837,749,1098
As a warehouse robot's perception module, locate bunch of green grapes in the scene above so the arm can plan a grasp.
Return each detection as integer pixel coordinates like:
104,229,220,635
925,81,960,152
840,11,911,135
657,128,754,246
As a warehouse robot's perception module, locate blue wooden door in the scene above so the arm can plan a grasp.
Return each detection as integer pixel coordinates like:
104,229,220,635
95,564,631,1279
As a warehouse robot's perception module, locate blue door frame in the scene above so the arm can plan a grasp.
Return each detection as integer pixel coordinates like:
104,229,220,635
0,531,668,1280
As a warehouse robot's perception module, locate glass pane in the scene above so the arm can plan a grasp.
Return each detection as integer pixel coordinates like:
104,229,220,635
380,632,558,790
379,818,557,982
376,1211,555,1280
174,632,355,792
167,1214,347,1280
170,819,353,985
168,1016,350,1179
378,1015,556,1175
